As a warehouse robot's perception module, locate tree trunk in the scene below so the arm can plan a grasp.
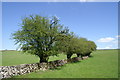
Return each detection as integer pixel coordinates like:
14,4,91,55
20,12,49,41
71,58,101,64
67,54,72,59
77,54,80,57
88,52,91,57
81,55,83,60
39,56,49,63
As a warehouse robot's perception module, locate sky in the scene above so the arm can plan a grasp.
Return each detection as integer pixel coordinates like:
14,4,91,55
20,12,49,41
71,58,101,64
1,0,120,2
1,2,119,50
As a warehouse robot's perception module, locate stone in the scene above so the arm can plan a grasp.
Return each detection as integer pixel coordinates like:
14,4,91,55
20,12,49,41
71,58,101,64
0,56,88,79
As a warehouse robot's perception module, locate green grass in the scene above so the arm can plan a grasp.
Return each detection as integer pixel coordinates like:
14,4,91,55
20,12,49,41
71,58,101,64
2,49,118,78
2,50,39,66
2,50,76,66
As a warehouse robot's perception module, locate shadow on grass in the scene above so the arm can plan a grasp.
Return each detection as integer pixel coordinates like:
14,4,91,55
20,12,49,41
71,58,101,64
49,65,66,70
69,61,81,64
89,55,94,58
49,60,81,71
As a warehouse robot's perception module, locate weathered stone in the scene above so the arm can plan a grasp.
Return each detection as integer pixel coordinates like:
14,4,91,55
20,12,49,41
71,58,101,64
0,73,2,79
0,56,88,79
83,56,88,59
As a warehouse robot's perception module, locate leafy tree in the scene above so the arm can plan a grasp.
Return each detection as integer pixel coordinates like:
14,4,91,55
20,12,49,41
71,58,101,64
12,15,69,63
76,39,97,57
59,35,96,59
54,32,75,59
75,38,87,58
55,33,84,59
84,40,97,56
56,33,97,59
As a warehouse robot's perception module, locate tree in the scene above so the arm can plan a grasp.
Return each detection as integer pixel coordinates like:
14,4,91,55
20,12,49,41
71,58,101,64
12,15,69,63
76,39,97,57
55,33,81,59
75,38,87,58
56,33,97,59
84,40,97,56
66,37,97,59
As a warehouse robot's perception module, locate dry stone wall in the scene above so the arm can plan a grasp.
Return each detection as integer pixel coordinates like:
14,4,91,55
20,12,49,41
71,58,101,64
0,56,88,79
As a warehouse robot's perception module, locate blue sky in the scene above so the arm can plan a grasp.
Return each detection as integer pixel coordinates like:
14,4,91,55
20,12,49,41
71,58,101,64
2,2,118,50
2,0,120,2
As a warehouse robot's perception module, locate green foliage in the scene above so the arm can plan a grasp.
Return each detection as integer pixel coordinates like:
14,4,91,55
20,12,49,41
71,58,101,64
56,35,97,59
12,14,97,62
12,15,69,62
75,39,97,57
54,33,77,59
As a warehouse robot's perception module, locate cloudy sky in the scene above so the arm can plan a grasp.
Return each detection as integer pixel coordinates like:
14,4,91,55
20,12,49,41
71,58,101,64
1,2,119,50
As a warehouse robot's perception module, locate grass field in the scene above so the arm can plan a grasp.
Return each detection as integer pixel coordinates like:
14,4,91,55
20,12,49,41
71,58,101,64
1,49,118,78
1,50,75,66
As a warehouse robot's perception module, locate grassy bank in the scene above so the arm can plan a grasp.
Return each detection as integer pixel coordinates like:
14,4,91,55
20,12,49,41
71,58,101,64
1,49,117,78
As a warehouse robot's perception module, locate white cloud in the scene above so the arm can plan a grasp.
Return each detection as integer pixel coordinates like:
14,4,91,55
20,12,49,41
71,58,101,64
105,45,112,49
116,35,120,38
79,0,87,2
104,46,111,49
97,37,115,43
97,47,104,49
2,0,119,2
97,36,119,49
80,0,87,2
79,0,95,2
97,45,114,49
